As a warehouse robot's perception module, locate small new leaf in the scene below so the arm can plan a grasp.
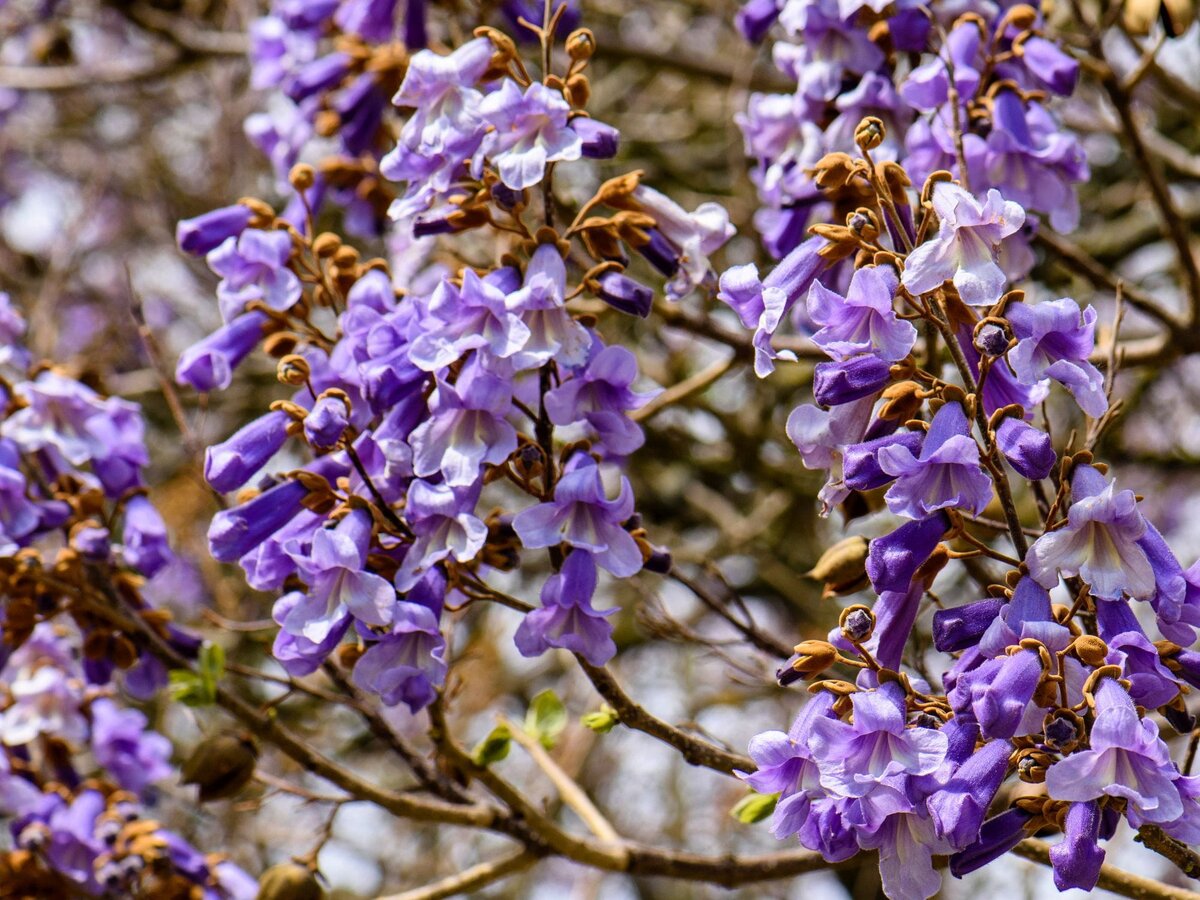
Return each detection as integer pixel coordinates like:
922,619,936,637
524,690,567,750
472,724,512,766
730,791,779,825
581,704,619,734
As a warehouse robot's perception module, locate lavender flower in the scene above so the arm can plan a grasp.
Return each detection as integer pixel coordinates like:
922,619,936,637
513,455,642,577
475,81,583,190
900,183,1025,306
876,402,993,519
807,264,915,362
514,549,617,665
1008,298,1107,418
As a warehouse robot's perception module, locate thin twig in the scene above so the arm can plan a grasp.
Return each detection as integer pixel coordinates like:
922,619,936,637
378,850,538,900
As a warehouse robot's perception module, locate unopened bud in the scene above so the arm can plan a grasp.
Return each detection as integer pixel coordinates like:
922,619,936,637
312,233,341,257
1071,635,1109,667
288,164,315,191
840,605,875,643
277,355,311,386
181,732,258,802
777,640,839,686
854,116,886,151
806,536,869,596
566,28,596,61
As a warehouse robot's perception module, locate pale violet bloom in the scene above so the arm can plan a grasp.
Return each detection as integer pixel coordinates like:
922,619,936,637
807,264,916,362
1007,298,1107,417
394,481,487,590
1026,466,1154,600
900,183,1025,306
876,401,993,520
409,360,518,487
506,243,591,370
513,455,642,577
632,184,735,299
280,509,396,643
475,81,582,190
1045,678,1185,825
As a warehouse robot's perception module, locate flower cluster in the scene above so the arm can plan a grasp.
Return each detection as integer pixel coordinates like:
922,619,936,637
735,0,1085,261
175,13,728,715
728,11,1200,896
0,297,256,897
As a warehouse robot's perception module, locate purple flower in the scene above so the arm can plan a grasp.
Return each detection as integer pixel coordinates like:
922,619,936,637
807,265,916,362
506,243,591,369
950,808,1036,877
995,416,1055,480
1008,298,1107,417
1049,802,1105,892
809,683,947,798
877,402,992,519
813,355,891,407
1046,678,1185,825
595,271,653,318
717,236,826,376
859,808,954,900
1017,35,1079,95
545,343,655,455
272,590,352,676
89,698,172,797
513,455,642,577
866,513,948,595
353,596,447,712
208,456,348,562
1026,466,1153,599
205,410,291,493
572,117,619,159
409,268,530,371
304,395,350,449
514,550,617,666
208,229,301,321
175,311,267,393
394,480,487,590
738,692,835,838
280,509,396,643
475,81,582,190
932,596,1005,653
927,734,1011,848
176,204,252,256
900,183,1025,307
409,361,518,487
842,430,923,492
630,185,734,300
121,494,172,578
898,20,981,113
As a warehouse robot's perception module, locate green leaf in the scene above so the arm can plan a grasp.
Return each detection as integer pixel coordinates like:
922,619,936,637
524,690,567,750
168,670,208,707
169,643,225,707
581,704,619,734
472,724,512,766
730,791,779,825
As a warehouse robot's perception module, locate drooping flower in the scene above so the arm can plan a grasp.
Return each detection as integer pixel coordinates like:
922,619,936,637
513,455,641,577
1007,297,1107,418
876,402,993,519
279,509,396,643
514,550,617,666
807,264,916,362
1025,465,1154,599
544,342,655,455
900,183,1025,306
1045,678,1185,826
